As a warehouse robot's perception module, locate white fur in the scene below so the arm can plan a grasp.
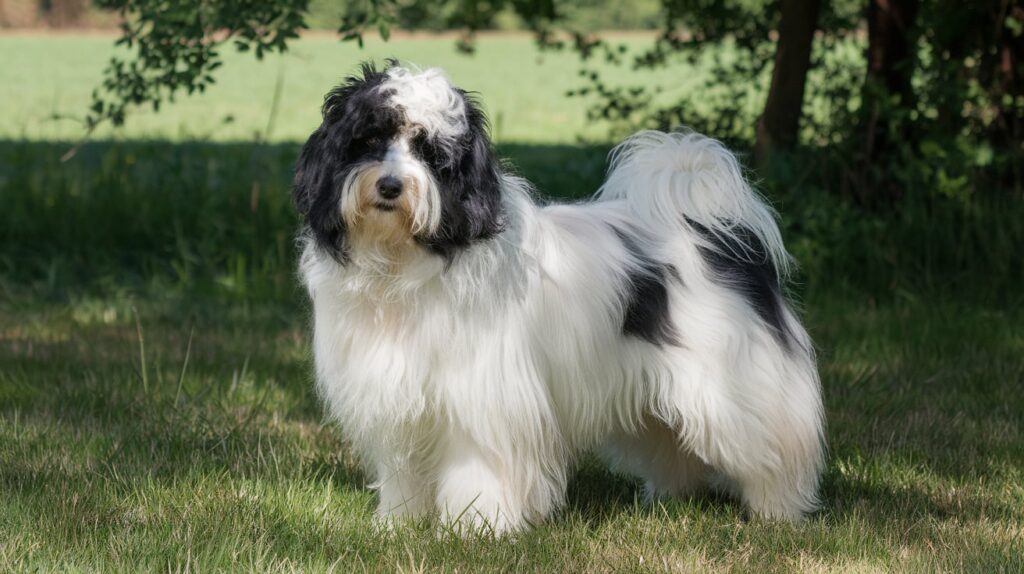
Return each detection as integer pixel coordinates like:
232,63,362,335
301,71,825,535
382,66,468,151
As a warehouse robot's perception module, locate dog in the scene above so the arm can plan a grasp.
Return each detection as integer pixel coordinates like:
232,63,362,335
294,62,825,534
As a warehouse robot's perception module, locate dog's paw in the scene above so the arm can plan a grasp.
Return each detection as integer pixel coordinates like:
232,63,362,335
438,505,521,539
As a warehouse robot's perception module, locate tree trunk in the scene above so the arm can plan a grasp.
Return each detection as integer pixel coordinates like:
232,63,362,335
866,0,919,104
993,7,1024,148
754,0,821,164
862,0,920,158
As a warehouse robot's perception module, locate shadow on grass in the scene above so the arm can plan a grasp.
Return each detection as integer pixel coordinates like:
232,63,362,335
0,138,611,201
3,138,1023,564
560,456,1022,531
0,138,611,303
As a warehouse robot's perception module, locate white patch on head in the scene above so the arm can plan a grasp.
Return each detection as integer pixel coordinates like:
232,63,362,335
380,66,468,146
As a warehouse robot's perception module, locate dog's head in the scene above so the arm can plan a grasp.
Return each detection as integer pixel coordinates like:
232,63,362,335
293,61,504,264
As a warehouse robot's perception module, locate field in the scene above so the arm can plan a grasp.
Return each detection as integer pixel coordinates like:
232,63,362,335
1,34,1022,572
1,33,689,144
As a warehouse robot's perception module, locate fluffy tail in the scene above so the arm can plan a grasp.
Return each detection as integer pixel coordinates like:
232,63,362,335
600,131,825,520
597,129,792,277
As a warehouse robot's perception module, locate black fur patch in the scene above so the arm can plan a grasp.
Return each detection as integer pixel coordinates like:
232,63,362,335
612,226,680,346
412,90,505,264
690,220,792,347
293,62,399,263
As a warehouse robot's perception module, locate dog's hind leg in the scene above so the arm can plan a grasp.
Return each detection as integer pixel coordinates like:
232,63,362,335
601,415,710,501
657,344,824,521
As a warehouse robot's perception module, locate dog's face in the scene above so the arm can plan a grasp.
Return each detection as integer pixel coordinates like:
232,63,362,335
293,62,504,264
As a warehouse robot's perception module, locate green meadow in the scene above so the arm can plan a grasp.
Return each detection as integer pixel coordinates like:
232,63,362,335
1,34,685,144
0,34,1021,572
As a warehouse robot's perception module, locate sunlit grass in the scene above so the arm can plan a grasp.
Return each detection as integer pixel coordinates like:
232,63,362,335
1,294,1021,571
0,34,685,144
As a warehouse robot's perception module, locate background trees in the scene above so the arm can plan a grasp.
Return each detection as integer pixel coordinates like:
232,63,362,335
37,0,1021,204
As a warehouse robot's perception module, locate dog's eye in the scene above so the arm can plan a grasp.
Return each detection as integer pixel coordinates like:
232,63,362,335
411,134,438,164
351,134,384,151
358,136,382,148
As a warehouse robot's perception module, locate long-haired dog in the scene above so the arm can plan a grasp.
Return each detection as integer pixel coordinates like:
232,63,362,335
295,62,825,534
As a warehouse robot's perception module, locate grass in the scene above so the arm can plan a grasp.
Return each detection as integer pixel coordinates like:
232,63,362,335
1,34,1023,572
0,34,682,144
2,273,1020,571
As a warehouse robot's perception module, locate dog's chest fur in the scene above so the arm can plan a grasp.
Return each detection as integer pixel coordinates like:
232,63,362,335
308,265,535,437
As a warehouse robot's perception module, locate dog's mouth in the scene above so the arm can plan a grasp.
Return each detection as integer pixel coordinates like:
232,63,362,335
373,201,398,212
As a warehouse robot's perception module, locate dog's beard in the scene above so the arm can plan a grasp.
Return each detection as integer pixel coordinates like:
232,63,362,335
341,163,438,268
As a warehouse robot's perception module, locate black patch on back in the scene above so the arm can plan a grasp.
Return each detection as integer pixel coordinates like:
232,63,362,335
690,220,792,347
612,226,680,346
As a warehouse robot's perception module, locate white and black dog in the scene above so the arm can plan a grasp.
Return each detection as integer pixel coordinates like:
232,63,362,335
295,62,825,533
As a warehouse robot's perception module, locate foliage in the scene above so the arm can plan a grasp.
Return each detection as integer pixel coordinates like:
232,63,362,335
8,33,1020,298
311,0,559,54
2,34,680,144
557,0,1023,204
302,0,662,32
84,0,1023,207
86,0,308,131
83,0,559,131
555,0,863,142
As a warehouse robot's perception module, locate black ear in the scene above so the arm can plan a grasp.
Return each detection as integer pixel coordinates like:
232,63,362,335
293,126,349,262
419,93,505,261
457,100,505,239
292,127,328,217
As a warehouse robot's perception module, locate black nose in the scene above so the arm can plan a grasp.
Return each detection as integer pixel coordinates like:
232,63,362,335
376,175,403,200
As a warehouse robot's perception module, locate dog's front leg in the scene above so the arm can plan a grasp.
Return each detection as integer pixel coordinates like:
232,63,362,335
371,456,433,528
434,428,526,536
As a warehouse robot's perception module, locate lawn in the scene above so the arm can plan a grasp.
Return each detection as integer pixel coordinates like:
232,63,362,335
0,33,685,144
1,34,1022,572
